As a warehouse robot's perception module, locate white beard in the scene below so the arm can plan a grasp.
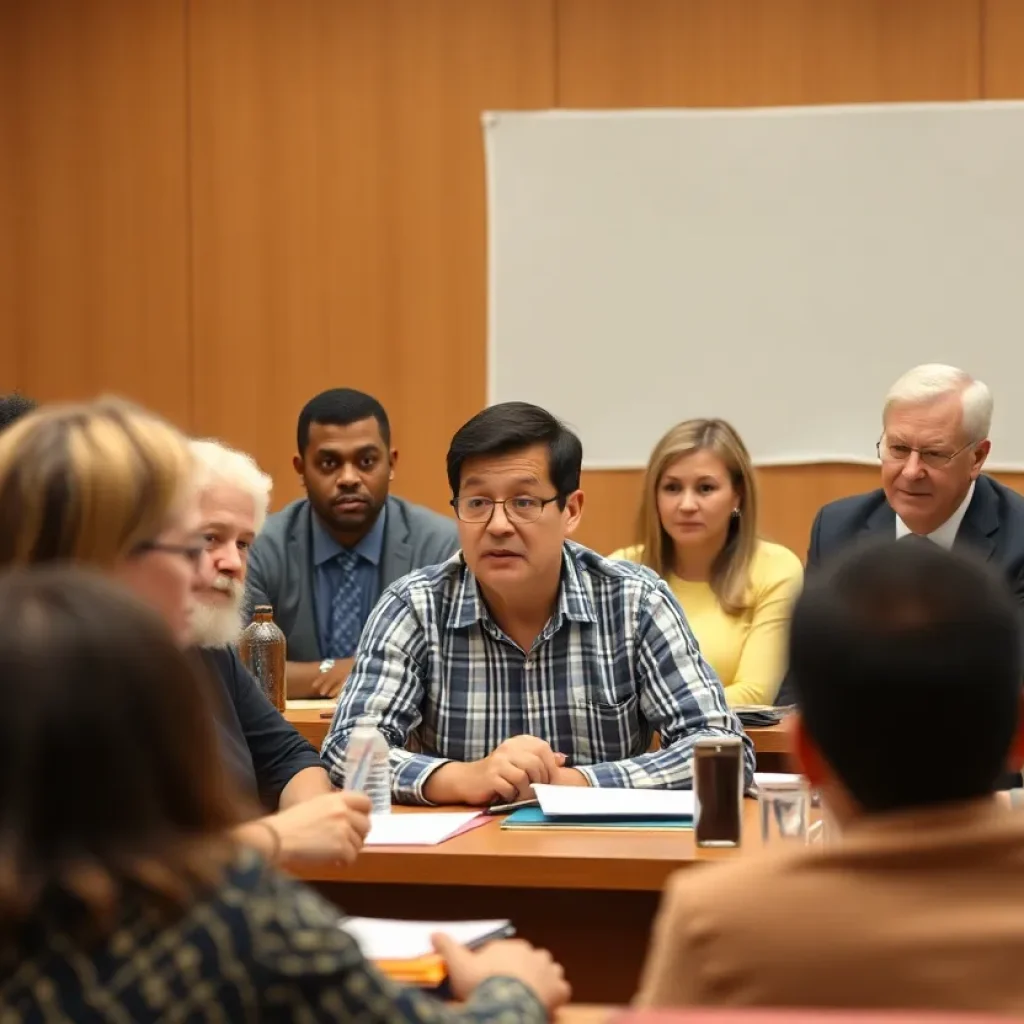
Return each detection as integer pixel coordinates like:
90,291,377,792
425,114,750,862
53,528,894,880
190,577,246,648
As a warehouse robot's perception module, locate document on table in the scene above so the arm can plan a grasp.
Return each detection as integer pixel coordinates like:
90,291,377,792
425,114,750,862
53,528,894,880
364,812,482,846
342,917,513,961
532,784,694,819
284,699,337,711
753,772,804,788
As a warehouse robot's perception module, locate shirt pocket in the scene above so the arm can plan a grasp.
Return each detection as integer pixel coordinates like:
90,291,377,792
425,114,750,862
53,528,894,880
572,693,642,761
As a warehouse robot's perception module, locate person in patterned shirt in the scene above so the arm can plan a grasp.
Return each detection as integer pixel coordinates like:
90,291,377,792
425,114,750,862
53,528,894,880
324,402,752,805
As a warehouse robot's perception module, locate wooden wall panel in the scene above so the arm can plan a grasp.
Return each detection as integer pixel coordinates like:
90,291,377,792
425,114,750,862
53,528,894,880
1,0,191,425
189,0,556,512
0,4,23,391
556,0,986,557
982,0,1024,96
6,0,1017,561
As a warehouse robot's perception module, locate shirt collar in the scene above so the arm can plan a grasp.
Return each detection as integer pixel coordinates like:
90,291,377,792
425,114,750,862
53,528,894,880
895,481,974,550
449,543,598,632
311,503,387,567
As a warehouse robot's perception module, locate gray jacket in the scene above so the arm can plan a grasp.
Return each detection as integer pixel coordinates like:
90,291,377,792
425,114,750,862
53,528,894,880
246,495,459,662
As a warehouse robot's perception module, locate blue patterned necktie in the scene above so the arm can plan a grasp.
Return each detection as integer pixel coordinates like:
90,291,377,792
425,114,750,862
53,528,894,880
328,548,362,658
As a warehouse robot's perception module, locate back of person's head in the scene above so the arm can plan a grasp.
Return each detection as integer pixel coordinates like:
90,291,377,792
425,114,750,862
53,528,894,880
296,388,390,454
190,438,272,534
790,540,1022,814
0,397,194,569
0,567,242,939
446,402,582,504
0,393,37,433
637,418,758,614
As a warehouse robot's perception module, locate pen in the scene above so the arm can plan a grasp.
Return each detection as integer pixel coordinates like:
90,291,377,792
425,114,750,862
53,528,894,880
483,797,539,815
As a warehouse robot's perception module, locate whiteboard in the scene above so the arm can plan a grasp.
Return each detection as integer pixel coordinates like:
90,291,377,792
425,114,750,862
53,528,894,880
484,104,1024,469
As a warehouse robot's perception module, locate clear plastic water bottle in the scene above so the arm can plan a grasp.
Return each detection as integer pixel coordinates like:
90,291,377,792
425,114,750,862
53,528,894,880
344,716,391,815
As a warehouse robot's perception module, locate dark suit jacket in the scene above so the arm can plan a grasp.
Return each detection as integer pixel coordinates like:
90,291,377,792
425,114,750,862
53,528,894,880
783,477,1024,787
807,474,1024,601
245,495,459,662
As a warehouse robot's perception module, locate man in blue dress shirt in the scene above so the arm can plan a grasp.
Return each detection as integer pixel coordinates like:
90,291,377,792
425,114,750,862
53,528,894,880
247,389,459,698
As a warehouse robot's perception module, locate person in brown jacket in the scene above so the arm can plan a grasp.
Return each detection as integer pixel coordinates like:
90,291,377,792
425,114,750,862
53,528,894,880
637,538,1024,1014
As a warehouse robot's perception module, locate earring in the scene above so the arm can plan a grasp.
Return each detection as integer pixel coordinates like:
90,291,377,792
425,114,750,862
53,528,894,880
731,508,741,519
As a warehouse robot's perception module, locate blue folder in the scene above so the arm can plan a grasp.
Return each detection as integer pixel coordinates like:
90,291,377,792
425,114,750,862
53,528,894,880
500,806,692,831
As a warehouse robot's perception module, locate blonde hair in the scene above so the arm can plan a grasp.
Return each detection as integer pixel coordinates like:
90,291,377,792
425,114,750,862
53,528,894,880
190,439,272,534
636,418,758,616
884,364,993,441
0,397,195,569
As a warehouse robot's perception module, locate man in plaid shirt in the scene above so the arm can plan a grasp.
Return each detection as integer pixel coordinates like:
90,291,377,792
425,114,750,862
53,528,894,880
322,403,753,805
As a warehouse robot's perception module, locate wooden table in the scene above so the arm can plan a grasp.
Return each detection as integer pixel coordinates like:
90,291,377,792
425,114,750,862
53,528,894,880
559,1008,615,1024
291,800,766,1005
285,707,792,770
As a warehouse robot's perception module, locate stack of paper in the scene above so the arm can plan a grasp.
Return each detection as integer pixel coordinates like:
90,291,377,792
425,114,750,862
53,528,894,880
342,918,513,986
501,785,694,831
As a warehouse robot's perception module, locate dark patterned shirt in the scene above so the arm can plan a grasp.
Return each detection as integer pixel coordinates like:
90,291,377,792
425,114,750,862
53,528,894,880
0,851,546,1023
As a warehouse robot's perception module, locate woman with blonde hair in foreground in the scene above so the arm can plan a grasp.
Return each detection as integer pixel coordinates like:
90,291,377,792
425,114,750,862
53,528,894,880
0,567,567,1021
0,397,360,865
612,419,802,706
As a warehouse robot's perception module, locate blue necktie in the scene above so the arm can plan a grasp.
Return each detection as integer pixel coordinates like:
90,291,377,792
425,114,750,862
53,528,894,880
328,549,362,658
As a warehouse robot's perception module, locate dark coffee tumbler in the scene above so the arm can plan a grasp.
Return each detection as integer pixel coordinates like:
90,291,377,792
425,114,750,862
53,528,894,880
694,736,743,848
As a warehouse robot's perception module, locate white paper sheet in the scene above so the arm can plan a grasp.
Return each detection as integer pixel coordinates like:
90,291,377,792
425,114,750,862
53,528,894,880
754,772,804,788
342,918,511,961
532,784,694,818
284,699,337,711
363,812,481,846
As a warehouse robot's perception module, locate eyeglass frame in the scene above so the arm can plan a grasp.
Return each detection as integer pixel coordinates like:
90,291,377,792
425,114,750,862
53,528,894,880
875,435,980,470
132,540,206,567
450,494,562,524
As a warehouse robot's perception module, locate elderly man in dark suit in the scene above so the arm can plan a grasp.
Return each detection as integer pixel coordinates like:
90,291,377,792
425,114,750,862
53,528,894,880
247,389,459,699
776,365,1024,717
807,364,1024,593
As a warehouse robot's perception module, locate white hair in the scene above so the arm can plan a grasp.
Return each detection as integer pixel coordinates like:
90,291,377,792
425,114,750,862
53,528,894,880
189,438,273,534
883,364,993,441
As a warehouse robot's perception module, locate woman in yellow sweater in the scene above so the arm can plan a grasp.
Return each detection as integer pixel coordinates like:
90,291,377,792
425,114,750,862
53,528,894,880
611,419,802,707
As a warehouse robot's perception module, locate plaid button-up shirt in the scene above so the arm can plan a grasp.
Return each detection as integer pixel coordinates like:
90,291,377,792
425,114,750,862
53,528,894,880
322,543,754,804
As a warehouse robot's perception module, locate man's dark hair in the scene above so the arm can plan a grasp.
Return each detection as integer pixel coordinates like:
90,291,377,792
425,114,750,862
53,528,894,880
790,539,1022,814
296,389,390,454
446,402,582,503
0,393,37,433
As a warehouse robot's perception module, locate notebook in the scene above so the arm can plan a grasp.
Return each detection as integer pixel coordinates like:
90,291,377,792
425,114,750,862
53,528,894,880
533,783,695,819
342,917,513,986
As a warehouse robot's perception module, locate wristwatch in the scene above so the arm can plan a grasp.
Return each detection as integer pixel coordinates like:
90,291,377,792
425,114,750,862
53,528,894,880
319,659,336,674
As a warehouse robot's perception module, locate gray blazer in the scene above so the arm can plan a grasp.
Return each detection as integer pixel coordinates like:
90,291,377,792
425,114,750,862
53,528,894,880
246,495,459,662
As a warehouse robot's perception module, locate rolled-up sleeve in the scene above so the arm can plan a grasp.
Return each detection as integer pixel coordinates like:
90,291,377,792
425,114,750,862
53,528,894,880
321,589,451,804
576,581,755,790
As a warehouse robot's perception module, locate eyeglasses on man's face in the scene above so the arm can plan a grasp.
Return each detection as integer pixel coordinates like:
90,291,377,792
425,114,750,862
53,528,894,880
450,495,560,524
876,437,977,471
132,539,206,567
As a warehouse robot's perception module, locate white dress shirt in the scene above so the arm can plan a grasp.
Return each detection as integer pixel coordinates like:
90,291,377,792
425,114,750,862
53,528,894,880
895,481,975,549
